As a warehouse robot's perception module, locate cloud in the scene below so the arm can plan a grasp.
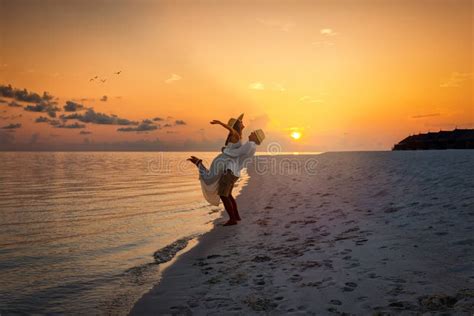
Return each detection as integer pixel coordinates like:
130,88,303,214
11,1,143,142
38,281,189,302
35,116,51,123
163,123,172,128
248,81,289,93
320,28,338,36
153,117,164,121
0,99,6,104
440,72,471,88
55,122,86,129
47,110,58,118
117,120,159,132
61,108,138,126
2,123,21,129
165,74,182,84
257,19,294,32
0,84,53,103
48,119,62,127
175,119,186,125
79,130,92,135
299,96,324,103
2,114,22,120
100,95,108,102
411,113,441,119
63,101,85,112
7,101,22,107
24,102,61,117
272,83,286,92
249,82,265,90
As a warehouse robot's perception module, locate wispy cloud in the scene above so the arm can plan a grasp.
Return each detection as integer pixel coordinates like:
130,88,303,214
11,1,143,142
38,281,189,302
249,82,265,90
55,122,86,129
0,84,53,104
165,74,182,84
412,113,441,119
257,18,294,32
61,108,138,126
272,83,286,92
25,103,61,118
63,101,85,112
7,101,22,107
440,72,471,88
117,120,159,132
320,28,338,36
299,96,324,103
2,123,21,129
249,82,286,92
35,116,51,123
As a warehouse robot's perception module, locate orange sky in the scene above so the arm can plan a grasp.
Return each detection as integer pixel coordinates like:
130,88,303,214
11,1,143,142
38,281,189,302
0,0,472,151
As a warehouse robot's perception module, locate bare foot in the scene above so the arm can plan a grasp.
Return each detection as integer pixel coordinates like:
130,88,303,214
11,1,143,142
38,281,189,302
235,210,241,221
223,220,238,226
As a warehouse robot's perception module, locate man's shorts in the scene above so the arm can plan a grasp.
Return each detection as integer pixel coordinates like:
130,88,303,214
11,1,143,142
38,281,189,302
218,170,239,197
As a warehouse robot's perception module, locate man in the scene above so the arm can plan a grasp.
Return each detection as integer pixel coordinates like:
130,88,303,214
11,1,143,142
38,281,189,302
188,129,265,226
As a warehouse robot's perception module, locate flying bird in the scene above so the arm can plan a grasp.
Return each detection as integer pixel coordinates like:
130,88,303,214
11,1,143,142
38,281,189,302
114,71,122,75
100,79,107,83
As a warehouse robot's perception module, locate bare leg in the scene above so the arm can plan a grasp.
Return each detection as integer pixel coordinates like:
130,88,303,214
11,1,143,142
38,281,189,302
220,196,237,226
228,194,241,221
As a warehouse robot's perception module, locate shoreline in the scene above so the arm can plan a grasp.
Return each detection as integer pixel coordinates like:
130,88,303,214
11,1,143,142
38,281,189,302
129,152,474,315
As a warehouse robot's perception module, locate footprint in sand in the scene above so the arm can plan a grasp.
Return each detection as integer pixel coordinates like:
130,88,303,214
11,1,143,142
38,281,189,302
329,299,342,305
342,282,358,292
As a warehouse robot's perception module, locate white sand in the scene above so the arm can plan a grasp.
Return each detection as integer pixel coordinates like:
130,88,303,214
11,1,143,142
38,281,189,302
130,151,474,315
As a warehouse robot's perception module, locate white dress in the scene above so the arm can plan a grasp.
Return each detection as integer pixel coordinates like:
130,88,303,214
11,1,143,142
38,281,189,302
198,140,257,206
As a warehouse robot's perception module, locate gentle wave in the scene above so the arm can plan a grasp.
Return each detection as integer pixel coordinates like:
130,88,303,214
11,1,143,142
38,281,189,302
153,234,199,264
0,152,248,315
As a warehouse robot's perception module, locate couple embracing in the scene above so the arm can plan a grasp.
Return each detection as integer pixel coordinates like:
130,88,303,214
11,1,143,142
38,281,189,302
188,114,265,226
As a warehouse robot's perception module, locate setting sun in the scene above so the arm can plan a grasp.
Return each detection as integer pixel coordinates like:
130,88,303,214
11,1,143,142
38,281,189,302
291,131,302,140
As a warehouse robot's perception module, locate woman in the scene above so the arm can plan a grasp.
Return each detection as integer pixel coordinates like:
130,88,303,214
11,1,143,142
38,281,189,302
214,113,245,148
188,116,265,226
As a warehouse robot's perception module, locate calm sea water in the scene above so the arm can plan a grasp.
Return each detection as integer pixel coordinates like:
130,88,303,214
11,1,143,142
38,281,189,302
0,152,248,315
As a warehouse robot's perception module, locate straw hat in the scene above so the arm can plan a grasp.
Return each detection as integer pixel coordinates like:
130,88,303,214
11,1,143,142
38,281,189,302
254,129,265,144
227,113,244,128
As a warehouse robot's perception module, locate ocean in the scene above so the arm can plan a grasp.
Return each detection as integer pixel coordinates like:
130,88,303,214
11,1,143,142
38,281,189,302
0,152,248,315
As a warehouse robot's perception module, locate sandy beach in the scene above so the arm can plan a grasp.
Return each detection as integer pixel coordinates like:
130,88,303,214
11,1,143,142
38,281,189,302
130,151,474,315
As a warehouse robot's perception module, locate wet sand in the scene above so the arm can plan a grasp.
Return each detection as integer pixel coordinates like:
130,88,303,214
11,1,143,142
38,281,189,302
130,152,474,315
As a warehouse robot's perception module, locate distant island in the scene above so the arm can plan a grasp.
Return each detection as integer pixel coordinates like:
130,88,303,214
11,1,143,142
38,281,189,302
393,129,474,150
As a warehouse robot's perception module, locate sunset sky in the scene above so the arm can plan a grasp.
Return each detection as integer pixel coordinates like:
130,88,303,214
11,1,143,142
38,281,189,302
0,0,472,151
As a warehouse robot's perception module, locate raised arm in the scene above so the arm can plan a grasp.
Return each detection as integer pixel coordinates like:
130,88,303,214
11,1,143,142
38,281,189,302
210,120,239,138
